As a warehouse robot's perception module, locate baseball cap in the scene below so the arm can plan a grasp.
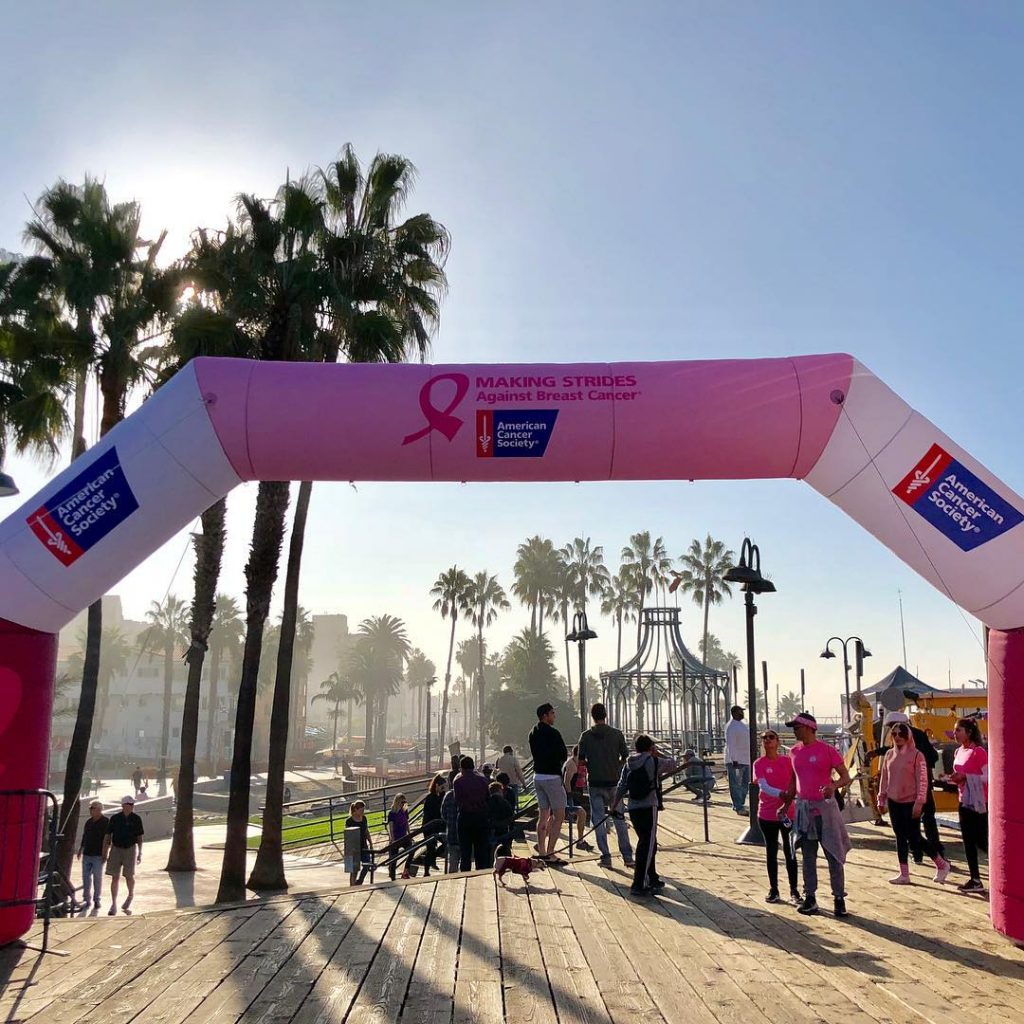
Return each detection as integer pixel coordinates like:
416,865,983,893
883,711,910,727
784,712,818,730
121,794,136,805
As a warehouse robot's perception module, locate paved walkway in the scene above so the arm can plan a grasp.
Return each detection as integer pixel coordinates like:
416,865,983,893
3,791,1015,1024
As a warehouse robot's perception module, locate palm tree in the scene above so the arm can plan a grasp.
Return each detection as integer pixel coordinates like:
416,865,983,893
352,615,411,757
167,502,226,872
670,534,736,681
405,649,437,756
63,626,130,751
777,691,802,722
601,566,636,670
205,595,243,775
430,566,471,766
139,595,190,797
21,178,172,876
455,638,482,741
620,531,672,631
311,672,361,770
288,607,315,758
464,572,510,761
511,537,562,633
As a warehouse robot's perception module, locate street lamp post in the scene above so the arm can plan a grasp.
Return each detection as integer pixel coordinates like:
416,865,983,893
723,538,776,846
425,679,432,773
820,636,871,728
566,611,598,735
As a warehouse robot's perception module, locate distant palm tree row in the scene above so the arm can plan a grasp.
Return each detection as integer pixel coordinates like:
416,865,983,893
423,531,738,765
0,143,449,902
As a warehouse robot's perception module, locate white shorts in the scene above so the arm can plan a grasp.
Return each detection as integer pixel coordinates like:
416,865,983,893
535,777,567,813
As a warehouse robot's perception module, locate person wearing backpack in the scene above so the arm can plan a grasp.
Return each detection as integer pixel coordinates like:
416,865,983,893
609,734,677,896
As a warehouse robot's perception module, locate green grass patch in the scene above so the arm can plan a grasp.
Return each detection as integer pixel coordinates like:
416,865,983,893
246,809,387,850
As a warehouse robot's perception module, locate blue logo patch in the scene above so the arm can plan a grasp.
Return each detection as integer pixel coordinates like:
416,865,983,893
27,447,140,565
476,410,559,458
894,444,1023,552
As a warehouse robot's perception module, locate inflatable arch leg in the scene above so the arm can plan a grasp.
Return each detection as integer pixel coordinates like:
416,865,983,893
0,619,57,945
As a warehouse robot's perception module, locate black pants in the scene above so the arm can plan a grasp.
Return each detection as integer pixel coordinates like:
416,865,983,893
458,812,492,871
959,805,989,881
629,807,659,891
387,835,413,880
909,789,944,860
759,818,798,893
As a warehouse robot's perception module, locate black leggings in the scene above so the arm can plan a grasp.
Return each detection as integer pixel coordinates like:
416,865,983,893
959,806,988,881
759,818,798,893
888,800,942,864
387,835,413,879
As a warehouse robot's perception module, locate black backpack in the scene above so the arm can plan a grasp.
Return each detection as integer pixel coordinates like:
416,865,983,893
626,757,657,800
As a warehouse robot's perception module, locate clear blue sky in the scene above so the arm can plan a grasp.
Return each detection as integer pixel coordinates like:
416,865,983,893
4,2,1022,718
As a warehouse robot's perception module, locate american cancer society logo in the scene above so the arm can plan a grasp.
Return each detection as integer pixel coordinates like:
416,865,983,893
893,443,1023,552
477,410,558,458
27,447,139,566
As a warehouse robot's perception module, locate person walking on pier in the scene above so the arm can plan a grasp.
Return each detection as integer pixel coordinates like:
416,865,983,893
104,795,143,915
725,706,751,815
781,713,852,918
877,721,951,885
529,703,568,863
753,730,800,904
495,745,527,809
578,702,634,869
76,800,108,912
946,717,988,894
610,734,677,897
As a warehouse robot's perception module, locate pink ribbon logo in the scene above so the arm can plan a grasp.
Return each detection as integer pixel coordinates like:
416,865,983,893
402,372,470,445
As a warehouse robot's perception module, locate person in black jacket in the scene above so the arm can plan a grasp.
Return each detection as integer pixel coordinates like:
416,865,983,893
528,703,568,862
487,781,516,856
417,775,447,875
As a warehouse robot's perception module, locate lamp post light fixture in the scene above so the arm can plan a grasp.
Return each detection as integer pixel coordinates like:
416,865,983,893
723,538,776,846
0,471,18,498
820,636,871,728
566,611,598,734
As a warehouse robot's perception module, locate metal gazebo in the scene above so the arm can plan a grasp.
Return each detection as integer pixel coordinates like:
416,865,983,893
600,606,731,753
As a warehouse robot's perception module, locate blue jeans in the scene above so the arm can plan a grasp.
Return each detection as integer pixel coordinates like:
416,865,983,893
82,855,104,905
588,786,633,861
727,763,750,812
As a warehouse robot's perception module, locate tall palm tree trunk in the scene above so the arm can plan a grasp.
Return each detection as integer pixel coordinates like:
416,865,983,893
345,698,353,746
364,694,375,757
477,626,486,762
167,499,225,872
331,704,340,770
55,600,101,877
216,481,290,904
206,642,221,775
438,612,457,768
249,479,313,891
158,640,175,796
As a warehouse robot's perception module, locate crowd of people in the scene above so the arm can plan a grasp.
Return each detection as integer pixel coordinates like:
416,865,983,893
80,699,988,918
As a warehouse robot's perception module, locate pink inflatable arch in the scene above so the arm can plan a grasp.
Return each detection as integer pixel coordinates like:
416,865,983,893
1,354,1021,943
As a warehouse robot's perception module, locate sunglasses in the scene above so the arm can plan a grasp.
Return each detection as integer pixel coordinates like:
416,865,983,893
761,733,779,741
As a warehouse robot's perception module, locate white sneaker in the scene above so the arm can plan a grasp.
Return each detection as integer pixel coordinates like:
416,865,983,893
933,861,951,884
888,873,911,885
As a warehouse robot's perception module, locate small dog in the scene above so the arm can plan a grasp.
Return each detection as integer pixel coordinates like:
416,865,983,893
494,855,547,887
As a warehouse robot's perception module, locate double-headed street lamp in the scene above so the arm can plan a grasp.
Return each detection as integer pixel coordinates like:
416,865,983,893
566,611,598,734
723,538,776,846
820,636,871,728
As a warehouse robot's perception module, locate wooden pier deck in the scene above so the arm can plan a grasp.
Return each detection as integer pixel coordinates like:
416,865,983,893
2,795,1018,1024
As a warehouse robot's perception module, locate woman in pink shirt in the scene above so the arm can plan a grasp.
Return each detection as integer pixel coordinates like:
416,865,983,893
877,722,951,885
945,717,988,894
753,730,799,904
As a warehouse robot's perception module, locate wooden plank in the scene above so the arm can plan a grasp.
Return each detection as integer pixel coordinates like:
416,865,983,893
453,874,503,1024
184,895,341,1024
112,904,297,1024
346,883,433,1024
287,888,405,1024
554,867,665,1023
18,911,219,1023
495,874,558,1024
403,877,466,1024
530,868,612,1024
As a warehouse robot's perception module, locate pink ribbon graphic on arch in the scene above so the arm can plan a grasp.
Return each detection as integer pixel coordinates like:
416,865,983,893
402,372,470,445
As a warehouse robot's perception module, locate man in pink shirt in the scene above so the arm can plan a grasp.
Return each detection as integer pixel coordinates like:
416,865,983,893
781,712,853,918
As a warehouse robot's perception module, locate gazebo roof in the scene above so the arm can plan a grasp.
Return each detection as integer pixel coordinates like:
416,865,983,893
601,606,726,681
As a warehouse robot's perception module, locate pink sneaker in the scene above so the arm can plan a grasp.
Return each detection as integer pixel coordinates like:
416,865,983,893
888,873,911,885
933,859,951,884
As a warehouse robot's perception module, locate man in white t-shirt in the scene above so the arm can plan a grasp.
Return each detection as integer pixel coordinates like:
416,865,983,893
724,705,751,815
